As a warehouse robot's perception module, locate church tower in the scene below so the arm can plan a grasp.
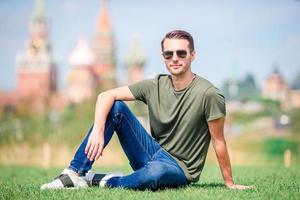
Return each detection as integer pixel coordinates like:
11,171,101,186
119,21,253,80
262,65,288,102
92,0,116,90
16,0,56,106
67,38,95,103
124,37,146,84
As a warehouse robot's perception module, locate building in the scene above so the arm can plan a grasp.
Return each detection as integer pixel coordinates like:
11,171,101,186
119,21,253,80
65,0,118,104
92,0,116,90
284,71,300,109
0,0,56,112
0,0,146,111
262,66,289,102
222,73,260,101
261,65,300,110
286,90,300,109
124,37,146,84
66,38,96,103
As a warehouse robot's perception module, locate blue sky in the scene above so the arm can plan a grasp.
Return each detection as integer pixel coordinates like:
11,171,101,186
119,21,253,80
0,0,300,90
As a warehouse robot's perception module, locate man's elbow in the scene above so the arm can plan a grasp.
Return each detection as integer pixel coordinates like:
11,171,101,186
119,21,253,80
97,90,116,101
212,137,227,149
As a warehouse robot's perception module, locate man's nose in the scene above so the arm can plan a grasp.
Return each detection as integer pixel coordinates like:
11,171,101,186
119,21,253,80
172,53,179,61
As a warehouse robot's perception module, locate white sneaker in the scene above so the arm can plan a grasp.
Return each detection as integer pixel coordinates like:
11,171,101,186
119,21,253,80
40,168,88,190
99,172,123,187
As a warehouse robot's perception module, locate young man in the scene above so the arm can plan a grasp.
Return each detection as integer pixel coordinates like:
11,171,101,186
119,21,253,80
41,30,253,191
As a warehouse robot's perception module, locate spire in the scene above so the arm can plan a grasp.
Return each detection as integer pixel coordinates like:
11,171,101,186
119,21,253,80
272,63,280,75
33,0,46,21
269,63,285,84
29,0,48,42
96,0,111,32
228,62,239,99
92,0,116,89
93,0,115,65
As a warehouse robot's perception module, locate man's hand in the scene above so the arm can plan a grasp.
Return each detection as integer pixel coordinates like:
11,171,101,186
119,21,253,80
208,118,255,191
85,86,136,161
226,183,256,190
85,126,105,161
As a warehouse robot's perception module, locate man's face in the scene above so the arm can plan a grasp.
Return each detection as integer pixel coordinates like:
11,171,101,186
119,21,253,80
162,39,195,76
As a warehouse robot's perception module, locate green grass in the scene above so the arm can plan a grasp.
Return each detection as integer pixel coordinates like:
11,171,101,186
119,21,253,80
0,165,299,200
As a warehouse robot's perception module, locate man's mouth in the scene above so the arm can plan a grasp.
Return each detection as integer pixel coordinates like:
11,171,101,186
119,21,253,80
170,64,182,69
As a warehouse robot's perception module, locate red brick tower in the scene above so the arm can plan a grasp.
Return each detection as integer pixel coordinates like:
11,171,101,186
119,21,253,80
16,0,56,108
92,0,116,90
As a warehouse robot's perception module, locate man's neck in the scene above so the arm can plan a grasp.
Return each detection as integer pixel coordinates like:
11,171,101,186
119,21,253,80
171,71,195,91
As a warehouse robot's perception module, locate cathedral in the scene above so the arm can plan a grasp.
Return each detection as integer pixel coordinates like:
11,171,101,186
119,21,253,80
66,0,145,104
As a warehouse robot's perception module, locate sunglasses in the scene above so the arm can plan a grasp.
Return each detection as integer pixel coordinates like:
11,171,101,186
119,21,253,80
162,50,188,60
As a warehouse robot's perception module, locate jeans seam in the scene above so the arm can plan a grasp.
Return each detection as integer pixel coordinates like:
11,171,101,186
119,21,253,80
78,159,91,172
150,148,162,160
104,119,114,139
117,112,154,160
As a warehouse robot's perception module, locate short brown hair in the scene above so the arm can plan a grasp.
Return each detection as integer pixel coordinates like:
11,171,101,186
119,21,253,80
161,30,194,51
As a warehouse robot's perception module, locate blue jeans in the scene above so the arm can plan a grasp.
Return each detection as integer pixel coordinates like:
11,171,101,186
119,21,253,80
69,101,188,191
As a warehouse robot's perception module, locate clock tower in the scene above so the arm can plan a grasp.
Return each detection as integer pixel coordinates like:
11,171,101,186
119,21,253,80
16,0,56,106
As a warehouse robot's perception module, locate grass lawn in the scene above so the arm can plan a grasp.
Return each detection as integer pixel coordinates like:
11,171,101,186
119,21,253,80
0,164,299,200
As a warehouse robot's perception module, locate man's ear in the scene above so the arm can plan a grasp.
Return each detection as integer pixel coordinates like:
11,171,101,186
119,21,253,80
191,50,196,61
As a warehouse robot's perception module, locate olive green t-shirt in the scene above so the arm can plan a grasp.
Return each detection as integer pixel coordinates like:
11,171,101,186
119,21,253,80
128,74,226,182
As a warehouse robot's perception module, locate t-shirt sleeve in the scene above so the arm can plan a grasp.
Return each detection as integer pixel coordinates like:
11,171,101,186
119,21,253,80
128,79,156,104
204,87,226,121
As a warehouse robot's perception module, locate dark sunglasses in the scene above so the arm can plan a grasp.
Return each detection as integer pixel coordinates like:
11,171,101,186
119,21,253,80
162,50,188,60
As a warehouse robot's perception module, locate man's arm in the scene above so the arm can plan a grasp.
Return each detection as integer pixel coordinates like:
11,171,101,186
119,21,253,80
85,86,135,161
208,117,255,190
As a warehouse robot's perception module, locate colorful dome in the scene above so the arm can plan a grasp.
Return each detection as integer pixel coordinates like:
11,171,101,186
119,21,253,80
69,38,95,67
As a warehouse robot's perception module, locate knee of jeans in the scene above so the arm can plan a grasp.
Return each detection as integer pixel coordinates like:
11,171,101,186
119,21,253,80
146,162,169,182
111,100,127,115
107,101,126,120
146,162,187,190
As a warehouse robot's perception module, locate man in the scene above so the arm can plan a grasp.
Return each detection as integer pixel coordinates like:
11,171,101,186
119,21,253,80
41,30,253,191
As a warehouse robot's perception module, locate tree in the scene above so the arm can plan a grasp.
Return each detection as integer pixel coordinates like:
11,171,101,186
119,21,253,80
291,70,300,90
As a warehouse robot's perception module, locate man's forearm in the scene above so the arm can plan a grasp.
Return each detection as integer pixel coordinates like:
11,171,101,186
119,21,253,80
93,86,135,132
93,91,116,132
212,140,234,186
